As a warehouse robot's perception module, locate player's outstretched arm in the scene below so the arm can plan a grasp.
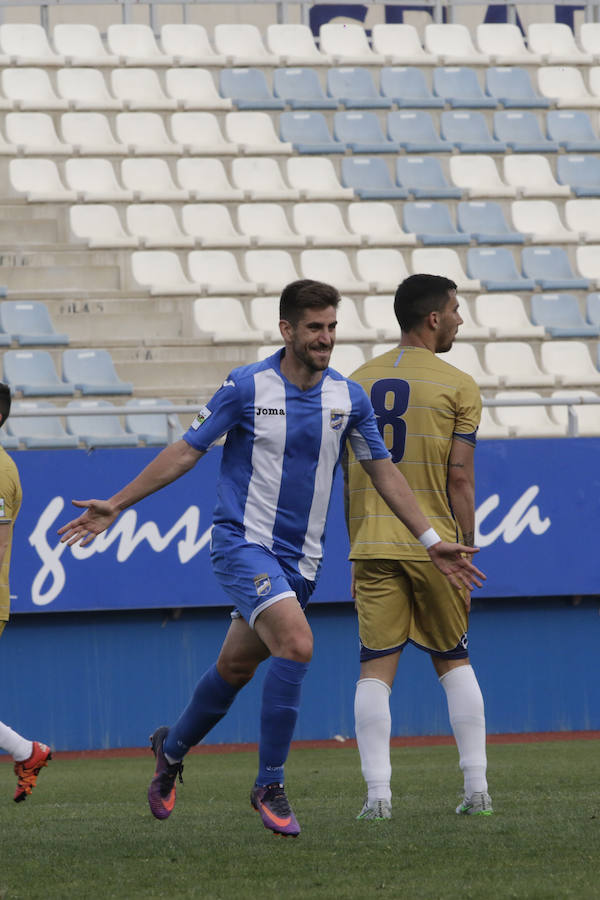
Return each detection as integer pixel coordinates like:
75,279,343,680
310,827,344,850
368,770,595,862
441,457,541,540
58,439,204,547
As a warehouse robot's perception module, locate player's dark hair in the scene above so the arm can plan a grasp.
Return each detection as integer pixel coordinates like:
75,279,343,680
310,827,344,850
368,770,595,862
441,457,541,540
394,274,457,332
279,279,340,325
0,382,11,429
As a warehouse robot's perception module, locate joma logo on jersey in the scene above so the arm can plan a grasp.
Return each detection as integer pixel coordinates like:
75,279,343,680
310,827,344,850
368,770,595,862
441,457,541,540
256,407,285,416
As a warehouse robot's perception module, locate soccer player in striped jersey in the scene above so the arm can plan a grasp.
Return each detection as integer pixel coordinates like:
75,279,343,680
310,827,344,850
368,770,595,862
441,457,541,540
346,274,492,821
58,279,483,837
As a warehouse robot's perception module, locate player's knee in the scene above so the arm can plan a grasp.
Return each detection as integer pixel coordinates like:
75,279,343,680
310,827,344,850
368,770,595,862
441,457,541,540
280,633,313,663
217,657,258,688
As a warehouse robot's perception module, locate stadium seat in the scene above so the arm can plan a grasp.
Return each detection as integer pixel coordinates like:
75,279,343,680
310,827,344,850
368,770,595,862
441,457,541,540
287,157,354,200
433,67,497,108
341,157,408,200
273,68,337,109
511,200,579,243
165,69,232,110
441,110,505,153
522,246,589,290
424,24,490,64
484,342,556,387
327,67,391,109
329,344,367,377
110,68,178,111
588,292,600,326
380,67,444,108
107,24,173,66
387,110,452,153
219,68,284,110
474,294,545,339
371,24,438,65
280,110,344,154
69,204,139,248
53,23,120,66
442,343,499,387
8,400,79,449
66,399,138,448
546,110,600,153
3,349,74,396
494,111,558,153
477,406,511,439
476,24,543,65
449,155,516,198
176,158,244,201
57,68,123,111
60,112,128,156
455,295,491,339
531,293,600,337
412,248,481,292
126,204,195,248
503,155,571,197
121,158,189,202
5,112,72,155
484,66,549,108
189,250,258,294
115,112,182,155
347,201,417,246
62,348,133,395
527,23,593,65
556,154,600,197
131,250,203,295
355,249,410,293
537,66,600,108
0,301,68,346
0,23,64,66
540,340,600,386
292,203,361,246
244,249,300,294
160,24,226,66
193,297,263,343
226,111,291,154
319,24,385,65
457,200,524,244
333,111,399,153
396,157,462,199
232,157,299,200
334,296,378,341
362,294,399,340
579,24,600,62
8,159,77,202
565,199,600,240
402,201,470,245
493,390,566,437
64,158,134,202
266,25,332,66
576,245,600,287
549,389,600,436
466,247,535,291
249,296,283,341
238,203,305,247
183,204,249,247
300,249,370,293
125,397,179,446
213,24,279,66
2,68,68,110
171,111,239,155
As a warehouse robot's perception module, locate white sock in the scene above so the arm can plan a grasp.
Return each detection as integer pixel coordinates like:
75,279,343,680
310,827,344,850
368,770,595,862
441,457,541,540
354,678,392,804
439,665,487,797
0,720,32,762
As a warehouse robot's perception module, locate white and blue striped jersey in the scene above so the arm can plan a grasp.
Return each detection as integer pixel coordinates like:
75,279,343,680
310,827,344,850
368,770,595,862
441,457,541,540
183,349,389,581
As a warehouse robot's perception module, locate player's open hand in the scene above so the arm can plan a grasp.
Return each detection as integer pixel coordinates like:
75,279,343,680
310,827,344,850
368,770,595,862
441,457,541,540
427,542,485,594
57,499,119,547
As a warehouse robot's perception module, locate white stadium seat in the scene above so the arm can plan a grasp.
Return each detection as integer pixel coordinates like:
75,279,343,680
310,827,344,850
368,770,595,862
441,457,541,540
347,201,417,245
450,155,517,198
131,250,203,295
300,249,370,294
170,111,239,155
266,24,331,66
238,203,305,247
114,112,182,155
160,24,226,66
165,69,232,110
411,247,481,292
550,389,600,435
182,204,250,248
0,23,64,66
541,340,600,386
319,24,385,65
193,297,263,343
213,24,279,66
53,23,120,66
225,111,292,155
576,245,600,286
60,112,127,155
424,24,490,64
335,296,378,341
537,66,600,108
110,69,178,111
362,295,398,339
493,390,566,437
188,250,258,295
372,24,438,64
176,158,245,202
329,344,367,377
231,157,299,201
456,296,491,339
249,296,281,342
484,341,556,387
503,155,571,198
107,24,173,66
442,343,500,387
510,200,580,243
2,68,68,110
292,203,361,247
475,294,545,339
476,24,543,65
57,68,123,111
527,23,593,65
121,158,190,202
477,406,511,438
9,158,77,202
5,112,72,155
564,199,600,241
69,204,138,248
126,204,195,248
65,158,134,202
355,248,410,293
244,249,300,294
286,157,354,200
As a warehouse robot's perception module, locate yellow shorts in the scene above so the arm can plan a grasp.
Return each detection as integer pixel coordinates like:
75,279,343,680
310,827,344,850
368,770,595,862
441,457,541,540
354,558,469,660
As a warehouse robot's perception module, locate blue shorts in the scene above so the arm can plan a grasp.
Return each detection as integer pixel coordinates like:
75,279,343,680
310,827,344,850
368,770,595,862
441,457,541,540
211,541,315,629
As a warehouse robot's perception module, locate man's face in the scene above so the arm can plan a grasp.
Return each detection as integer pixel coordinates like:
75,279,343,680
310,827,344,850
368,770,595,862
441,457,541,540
435,290,463,353
282,305,337,372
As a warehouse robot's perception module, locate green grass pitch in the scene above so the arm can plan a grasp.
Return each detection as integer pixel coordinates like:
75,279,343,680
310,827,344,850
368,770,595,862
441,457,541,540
0,740,598,900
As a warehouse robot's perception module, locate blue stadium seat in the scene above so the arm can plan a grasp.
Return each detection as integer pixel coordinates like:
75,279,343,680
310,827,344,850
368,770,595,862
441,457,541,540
8,399,79,448
387,110,452,153
66,399,138,448
402,201,470,245
125,397,181,446
327,67,392,109
219,68,285,110
521,247,590,291
557,155,600,197
493,111,558,153
380,67,444,108
0,300,69,346
279,111,345,153
531,293,600,337
273,68,337,109
466,247,536,291
333,111,399,153
485,67,551,108
61,348,133,395
3,349,75,397
433,67,497,108
587,292,600,327
457,200,525,244
546,111,600,153
396,157,462,199
341,157,408,199
441,111,506,153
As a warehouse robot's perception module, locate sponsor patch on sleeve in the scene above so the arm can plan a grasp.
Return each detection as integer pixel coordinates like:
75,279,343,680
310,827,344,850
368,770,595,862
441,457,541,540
190,405,212,431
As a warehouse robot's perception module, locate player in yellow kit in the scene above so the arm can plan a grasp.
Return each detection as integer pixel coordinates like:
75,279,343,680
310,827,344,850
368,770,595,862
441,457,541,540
346,274,492,820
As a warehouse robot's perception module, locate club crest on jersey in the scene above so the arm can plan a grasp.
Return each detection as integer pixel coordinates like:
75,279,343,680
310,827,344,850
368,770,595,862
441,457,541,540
254,573,271,597
191,405,211,430
329,409,345,431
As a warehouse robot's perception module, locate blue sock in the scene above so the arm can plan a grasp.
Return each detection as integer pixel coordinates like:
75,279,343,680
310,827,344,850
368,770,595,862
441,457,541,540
256,656,309,787
163,663,240,760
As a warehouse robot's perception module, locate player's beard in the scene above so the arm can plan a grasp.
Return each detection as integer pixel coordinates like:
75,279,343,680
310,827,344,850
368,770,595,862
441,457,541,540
293,340,333,372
